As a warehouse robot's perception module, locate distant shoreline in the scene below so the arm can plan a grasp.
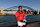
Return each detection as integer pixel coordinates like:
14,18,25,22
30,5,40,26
0,14,40,15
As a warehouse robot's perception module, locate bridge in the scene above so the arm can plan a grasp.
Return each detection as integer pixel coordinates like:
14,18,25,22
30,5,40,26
1,5,34,11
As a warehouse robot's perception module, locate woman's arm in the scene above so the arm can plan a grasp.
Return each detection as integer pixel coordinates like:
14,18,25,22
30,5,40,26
16,16,21,22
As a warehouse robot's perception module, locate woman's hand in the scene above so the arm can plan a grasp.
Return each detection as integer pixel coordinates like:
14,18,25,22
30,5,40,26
17,19,20,21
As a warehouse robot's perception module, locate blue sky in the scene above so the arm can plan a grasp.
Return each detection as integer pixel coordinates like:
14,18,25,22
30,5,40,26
0,0,40,10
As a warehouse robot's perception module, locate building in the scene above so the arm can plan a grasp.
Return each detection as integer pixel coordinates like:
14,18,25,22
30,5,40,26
1,7,4,14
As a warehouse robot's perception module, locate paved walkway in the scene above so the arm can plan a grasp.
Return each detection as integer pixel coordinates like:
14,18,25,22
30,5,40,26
26,22,40,27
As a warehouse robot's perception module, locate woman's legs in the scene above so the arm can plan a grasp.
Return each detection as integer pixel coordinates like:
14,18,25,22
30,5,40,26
23,25,26,27
22,22,26,27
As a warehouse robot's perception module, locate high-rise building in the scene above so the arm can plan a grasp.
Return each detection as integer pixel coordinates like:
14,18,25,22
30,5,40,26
1,7,4,14
36,10,39,14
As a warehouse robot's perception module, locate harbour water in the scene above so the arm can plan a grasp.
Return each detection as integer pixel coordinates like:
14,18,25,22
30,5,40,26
0,15,40,27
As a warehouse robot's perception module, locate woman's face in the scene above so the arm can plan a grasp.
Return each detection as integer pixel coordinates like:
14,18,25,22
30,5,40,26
19,7,22,11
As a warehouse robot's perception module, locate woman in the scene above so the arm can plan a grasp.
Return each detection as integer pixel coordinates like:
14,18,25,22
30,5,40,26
15,6,25,27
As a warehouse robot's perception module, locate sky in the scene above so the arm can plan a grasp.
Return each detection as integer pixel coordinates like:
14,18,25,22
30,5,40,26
0,0,40,10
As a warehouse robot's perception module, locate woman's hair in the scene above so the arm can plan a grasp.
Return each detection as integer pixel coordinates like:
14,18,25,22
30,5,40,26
18,6,22,8
23,9,26,12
